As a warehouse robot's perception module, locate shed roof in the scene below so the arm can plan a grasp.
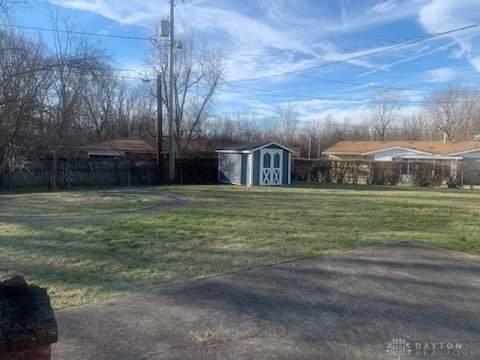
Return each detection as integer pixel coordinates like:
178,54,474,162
83,138,155,153
217,141,294,153
323,141,480,156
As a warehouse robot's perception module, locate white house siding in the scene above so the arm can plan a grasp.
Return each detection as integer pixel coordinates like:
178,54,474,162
371,148,431,161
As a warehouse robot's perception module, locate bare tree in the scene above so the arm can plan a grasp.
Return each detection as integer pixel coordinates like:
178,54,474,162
205,111,260,143
301,114,345,158
400,112,428,140
0,8,164,189
0,0,25,17
425,84,480,142
301,118,321,158
0,29,47,174
260,114,282,141
48,20,110,138
115,82,156,139
39,12,112,188
276,102,299,145
362,89,404,141
82,74,116,141
321,114,346,147
149,32,226,156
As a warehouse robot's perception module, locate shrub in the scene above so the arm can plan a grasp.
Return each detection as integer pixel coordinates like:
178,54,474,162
291,159,455,188
409,162,451,187
369,162,400,185
291,159,331,182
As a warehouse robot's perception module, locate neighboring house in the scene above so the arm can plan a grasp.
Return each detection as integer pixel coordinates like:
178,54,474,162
216,141,294,186
81,138,156,160
324,140,480,184
323,141,480,163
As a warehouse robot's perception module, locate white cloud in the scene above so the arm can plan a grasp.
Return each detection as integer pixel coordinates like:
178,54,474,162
300,107,366,124
368,0,398,15
402,89,429,103
419,0,480,71
418,0,478,33
333,0,422,34
357,40,458,77
43,0,428,80
46,0,165,26
424,67,456,83
469,56,480,72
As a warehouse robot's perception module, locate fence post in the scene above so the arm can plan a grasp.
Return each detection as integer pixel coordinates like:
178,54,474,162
67,160,71,190
50,152,57,190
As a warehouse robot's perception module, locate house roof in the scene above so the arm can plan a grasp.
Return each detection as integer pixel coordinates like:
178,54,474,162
83,138,155,153
323,141,480,156
217,141,294,153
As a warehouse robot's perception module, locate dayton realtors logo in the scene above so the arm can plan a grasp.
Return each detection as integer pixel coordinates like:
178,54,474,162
386,339,478,358
386,338,412,358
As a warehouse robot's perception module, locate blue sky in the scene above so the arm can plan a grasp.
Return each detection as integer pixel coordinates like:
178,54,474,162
12,0,480,124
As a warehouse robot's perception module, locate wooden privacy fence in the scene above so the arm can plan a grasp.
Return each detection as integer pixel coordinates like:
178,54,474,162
0,157,219,191
175,157,218,184
0,159,157,190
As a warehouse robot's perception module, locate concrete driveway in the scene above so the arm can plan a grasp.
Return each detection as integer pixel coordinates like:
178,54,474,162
52,242,480,359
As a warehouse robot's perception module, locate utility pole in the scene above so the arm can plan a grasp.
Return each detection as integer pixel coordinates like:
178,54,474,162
156,73,163,183
168,0,175,183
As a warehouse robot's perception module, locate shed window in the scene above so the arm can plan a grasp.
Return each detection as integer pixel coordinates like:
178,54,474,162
263,153,271,168
274,153,280,168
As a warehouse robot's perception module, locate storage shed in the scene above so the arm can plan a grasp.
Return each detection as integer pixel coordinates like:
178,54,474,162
216,141,294,186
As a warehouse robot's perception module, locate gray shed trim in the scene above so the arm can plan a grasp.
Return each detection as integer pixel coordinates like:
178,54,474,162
216,141,294,154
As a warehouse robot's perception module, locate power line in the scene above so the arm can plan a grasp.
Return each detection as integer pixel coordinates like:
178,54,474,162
230,23,480,83
5,21,477,97
200,2,387,43
224,56,415,92
1,24,152,41
174,2,194,44
221,83,368,103
223,82,277,117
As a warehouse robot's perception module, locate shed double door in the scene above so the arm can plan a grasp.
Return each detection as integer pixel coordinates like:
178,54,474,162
260,149,282,185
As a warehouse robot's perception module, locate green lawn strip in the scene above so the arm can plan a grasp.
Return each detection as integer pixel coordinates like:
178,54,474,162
0,191,158,217
0,182,479,309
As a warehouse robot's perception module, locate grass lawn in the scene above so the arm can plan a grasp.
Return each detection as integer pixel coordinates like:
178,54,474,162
0,182,479,309
0,191,158,217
